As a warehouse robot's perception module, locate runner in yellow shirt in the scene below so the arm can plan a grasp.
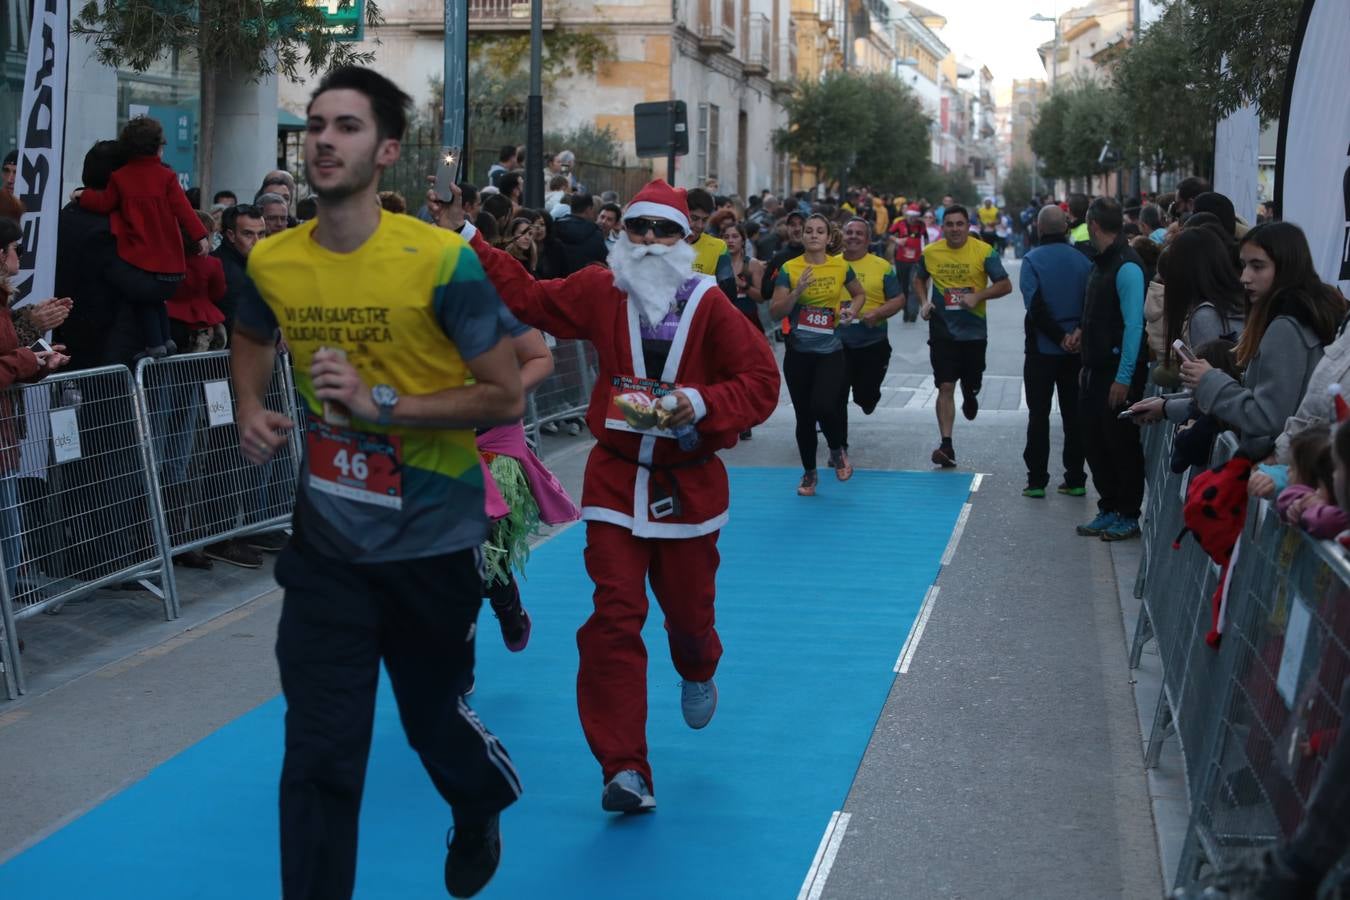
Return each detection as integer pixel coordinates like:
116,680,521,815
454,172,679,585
684,188,737,302
914,204,1013,468
839,217,904,429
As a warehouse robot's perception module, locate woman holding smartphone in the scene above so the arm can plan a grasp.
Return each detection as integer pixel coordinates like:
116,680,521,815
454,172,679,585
1129,222,1345,458
770,213,866,495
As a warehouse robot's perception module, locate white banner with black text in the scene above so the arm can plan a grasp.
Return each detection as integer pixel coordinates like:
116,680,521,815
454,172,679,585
1276,0,1350,290
13,0,68,308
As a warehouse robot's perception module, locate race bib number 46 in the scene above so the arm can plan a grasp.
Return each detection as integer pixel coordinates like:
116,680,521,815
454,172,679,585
306,417,403,509
798,305,837,335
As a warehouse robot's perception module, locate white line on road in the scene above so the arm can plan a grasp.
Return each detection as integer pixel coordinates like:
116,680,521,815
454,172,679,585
970,473,985,493
895,584,939,674
798,810,853,900
940,502,973,566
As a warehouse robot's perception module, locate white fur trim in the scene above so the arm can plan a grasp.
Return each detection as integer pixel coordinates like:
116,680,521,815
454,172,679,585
624,201,691,235
681,387,707,423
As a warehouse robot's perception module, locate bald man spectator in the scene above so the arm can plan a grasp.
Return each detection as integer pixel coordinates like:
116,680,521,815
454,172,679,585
1019,204,1093,499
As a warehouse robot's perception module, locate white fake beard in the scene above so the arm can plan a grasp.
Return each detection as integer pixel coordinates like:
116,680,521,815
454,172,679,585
608,231,696,326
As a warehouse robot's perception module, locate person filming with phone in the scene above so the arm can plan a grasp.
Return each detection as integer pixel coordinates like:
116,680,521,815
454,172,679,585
1128,222,1347,460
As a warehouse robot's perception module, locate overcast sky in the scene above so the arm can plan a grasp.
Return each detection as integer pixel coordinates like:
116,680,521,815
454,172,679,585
919,0,1060,92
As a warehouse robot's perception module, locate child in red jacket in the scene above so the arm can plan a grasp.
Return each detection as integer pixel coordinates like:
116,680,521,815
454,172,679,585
167,211,227,353
76,116,209,359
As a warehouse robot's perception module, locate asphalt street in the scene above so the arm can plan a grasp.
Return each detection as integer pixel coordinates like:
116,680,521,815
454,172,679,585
0,256,1163,898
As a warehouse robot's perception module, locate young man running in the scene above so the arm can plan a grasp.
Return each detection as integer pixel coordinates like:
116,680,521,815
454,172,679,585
684,187,737,303
232,67,523,899
915,204,1012,468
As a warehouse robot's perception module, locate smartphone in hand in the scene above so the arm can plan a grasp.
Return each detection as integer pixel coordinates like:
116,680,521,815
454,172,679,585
29,337,52,354
433,147,460,202
1172,339,1197,363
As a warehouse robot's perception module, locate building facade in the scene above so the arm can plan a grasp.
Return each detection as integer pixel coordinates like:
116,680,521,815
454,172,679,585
1007,77,1046,169
0,0,276,201
278,0,798,197
1036,0,1134,90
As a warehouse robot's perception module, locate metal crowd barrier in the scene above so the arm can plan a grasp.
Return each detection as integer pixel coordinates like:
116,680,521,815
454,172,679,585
1130,420,1350,891
0,353,301,700
525,337,598,449
0,338,591,700
135,351,301,618
1130,429,1234,775
0,366,174,698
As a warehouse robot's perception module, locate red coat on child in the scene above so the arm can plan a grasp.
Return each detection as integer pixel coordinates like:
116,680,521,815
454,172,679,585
167,253,226,329
78,156,207,275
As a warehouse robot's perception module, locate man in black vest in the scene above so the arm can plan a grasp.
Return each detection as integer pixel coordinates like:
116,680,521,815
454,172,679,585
1076,197,1146,542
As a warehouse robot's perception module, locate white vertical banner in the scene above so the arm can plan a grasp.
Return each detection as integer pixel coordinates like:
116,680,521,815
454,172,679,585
1276,0,1350,292
1213,101,1261,227
13,0,69,309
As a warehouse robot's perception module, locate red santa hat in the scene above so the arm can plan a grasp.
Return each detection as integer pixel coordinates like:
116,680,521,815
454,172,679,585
623,180,691,236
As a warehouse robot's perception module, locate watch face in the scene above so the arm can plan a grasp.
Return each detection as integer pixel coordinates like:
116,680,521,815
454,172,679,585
372,384,398,407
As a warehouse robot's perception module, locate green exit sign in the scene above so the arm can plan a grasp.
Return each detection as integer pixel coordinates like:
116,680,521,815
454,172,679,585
310,0,364,40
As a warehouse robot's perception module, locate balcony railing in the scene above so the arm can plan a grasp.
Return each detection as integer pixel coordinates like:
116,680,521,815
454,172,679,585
698,0,736,51
743,13,771,75
407,0,553,29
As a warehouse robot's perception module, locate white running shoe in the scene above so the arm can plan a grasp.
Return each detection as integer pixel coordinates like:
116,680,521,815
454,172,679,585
681,679,718,729
601,770,656,813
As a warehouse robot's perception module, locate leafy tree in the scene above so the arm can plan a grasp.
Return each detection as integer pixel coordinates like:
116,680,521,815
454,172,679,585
1002,161,1042,211
775,70,931,193
424,32,613,168
1028,90,1072,182
74,0,384,199
1180,0,1302,120
1058,79,1124,180
1113,4,1215,177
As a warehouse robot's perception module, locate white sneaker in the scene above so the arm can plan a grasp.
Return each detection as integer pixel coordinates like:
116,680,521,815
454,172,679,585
601,769,655,813
681,679,718,729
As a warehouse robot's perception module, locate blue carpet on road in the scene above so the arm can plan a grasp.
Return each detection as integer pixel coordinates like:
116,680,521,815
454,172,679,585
0,467,971,899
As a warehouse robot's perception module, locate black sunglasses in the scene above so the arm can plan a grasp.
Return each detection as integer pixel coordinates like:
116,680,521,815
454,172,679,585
624,217,684,239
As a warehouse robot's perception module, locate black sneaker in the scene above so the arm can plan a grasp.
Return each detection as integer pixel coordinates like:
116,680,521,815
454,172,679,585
931,445,956,468
203,539,263,569
961,391,979,420
246,530,288,553
487,578,531,652
444,813,501,898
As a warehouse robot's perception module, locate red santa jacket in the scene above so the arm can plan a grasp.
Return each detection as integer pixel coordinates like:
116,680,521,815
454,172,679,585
468,224,780,539
78,156,207,275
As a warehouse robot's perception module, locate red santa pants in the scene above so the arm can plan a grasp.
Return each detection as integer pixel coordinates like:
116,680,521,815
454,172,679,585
578,521,723,788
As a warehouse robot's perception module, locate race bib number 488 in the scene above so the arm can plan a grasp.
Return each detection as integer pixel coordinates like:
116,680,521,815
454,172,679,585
306,417,403,509
798,305,837,334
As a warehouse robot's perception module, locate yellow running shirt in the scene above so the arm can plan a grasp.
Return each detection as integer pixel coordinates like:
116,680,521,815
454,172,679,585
839,253,901,347
916,236,1009,342
776,253,857,353
236,210,508,562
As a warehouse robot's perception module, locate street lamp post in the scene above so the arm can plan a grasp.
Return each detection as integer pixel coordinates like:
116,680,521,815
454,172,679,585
1029,12,1059,90
524,0,543,209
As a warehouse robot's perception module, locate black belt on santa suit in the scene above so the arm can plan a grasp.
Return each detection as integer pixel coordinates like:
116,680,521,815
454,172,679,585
596,441,712,520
